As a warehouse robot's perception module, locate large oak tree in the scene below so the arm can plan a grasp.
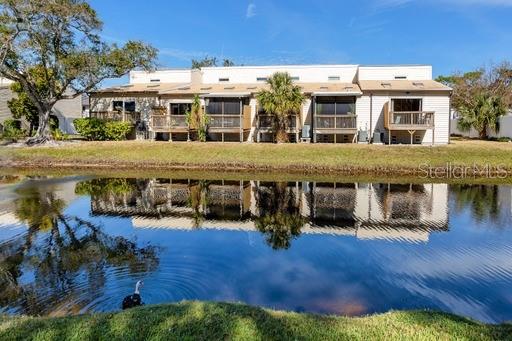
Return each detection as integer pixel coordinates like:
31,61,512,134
0,0,157,144
437,62,512,139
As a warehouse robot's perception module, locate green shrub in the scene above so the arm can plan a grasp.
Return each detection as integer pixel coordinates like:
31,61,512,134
52,128,69,141
104,121,133,141
74,118,132,141
1,119,26,142
74,117,106,140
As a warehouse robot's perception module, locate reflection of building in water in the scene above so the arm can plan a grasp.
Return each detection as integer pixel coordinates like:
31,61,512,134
85,179,451,243
90,179,253,222
498,186,512,223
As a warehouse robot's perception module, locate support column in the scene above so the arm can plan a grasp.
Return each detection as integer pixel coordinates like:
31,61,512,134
312,96,317,143
240,98,243,143
408,130,416,145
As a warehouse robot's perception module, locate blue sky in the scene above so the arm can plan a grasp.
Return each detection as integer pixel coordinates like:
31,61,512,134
89,0,512,84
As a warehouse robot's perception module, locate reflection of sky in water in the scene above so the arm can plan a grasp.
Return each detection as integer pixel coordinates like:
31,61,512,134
0,176,511,323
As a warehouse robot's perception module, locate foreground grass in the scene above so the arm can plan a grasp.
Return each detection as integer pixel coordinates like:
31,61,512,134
0,302,510,341
1,139,512,176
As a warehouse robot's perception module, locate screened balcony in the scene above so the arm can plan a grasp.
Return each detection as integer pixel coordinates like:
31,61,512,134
149,103,191,133
313,96,357,143
385,99,434,130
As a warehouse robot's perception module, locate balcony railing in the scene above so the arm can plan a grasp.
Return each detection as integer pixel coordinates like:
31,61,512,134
209,115,241,129
150,115,189,131
315,114,357,130
257,114,298,130
386,111,435,130
90,111,140,123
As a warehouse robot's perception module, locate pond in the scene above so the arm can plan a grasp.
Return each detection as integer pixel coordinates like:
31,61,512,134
0,174,511,323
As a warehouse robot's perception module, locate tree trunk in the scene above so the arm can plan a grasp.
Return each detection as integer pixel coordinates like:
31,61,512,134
275,116,289,143
479,125,488,140
26,108,52,145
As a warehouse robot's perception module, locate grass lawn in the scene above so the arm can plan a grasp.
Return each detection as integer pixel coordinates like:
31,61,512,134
1,301,510,341
1,138,512,176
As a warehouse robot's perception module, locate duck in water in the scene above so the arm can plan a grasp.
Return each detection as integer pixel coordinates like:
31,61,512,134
122,281,143,310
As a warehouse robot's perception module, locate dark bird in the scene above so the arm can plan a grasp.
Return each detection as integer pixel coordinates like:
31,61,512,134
122,280,143,310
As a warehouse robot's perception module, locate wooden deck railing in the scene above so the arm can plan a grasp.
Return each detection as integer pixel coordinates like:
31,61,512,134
385,111,435,130
90,111,140,123
150,115,189,131
315,114,357,130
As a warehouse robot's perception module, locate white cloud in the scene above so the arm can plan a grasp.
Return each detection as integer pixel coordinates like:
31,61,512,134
246,3,256,18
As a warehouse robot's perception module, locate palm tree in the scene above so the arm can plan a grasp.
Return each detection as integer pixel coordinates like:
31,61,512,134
257,72,304,143
185,95,208,142
457,93,507,139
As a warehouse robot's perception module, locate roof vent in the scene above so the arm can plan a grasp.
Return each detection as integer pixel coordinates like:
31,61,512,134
381,82,392,88
319,86,329,90
247,86,257,90
344,86,353,90
120,84,133,88
413,82,424,87
224,86,235,90
178,86,190,90
201,86,212,90
147,84,160,88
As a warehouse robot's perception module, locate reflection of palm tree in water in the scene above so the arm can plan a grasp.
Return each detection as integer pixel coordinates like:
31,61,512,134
253,182,305,250
187,180,210,228
0,185,159,316
450,184,500,223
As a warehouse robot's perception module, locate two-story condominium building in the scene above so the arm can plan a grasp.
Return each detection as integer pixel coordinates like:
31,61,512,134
90,64,452,144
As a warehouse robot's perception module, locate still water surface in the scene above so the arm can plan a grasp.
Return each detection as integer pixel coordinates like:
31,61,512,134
0,174,511,323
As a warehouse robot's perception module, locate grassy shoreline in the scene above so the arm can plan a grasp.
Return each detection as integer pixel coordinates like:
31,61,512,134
1,301,510,340
1,139,512,178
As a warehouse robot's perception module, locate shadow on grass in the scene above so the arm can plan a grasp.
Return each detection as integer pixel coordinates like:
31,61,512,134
1,303,511,341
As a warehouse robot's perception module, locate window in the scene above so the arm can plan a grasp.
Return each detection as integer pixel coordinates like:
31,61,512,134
124,101,136,112
291,76,300,81
207,98,241,115
150,79,160,82
256,77,268,82
328,76,341,81
392,98,422,112
113,101,124,111
113,101,136,112
219,78,230,82
316,96,355,116
170,103,191,116
394,75,407,80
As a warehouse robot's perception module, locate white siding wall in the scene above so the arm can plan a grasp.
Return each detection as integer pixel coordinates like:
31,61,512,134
359,92,450,145
370,95,390,139
248,98,258,142
200,65,358,84
302,98,312,127
358,66,432,81
423,95,450,144
130,70,191,84
356,95,371,133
